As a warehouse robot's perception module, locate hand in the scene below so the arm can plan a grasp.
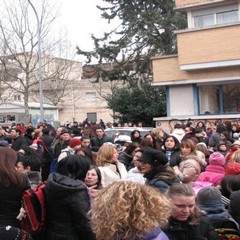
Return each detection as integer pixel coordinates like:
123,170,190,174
16,207,26,221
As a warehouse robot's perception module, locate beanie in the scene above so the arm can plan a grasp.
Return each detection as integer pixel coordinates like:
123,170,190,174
138,149,168,166
197,186,222,205
233,140,240,147
209,152,225,166
0,226,32,240
69,138,81,148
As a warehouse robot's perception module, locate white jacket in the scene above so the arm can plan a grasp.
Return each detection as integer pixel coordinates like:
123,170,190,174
99,161,128,188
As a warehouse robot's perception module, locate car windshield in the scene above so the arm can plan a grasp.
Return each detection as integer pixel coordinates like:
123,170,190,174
104,128,152,139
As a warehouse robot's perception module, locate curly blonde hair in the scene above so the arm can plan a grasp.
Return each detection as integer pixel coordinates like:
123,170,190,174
96,144,116,167
90,181,170,240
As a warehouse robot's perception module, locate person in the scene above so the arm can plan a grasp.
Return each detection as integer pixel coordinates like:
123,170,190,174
11,128,28,151
138,148,180,193
118,142,139,171
171,123,185,143
182,126,199,144
45,154,96,240
216,141,229,157
0,226,33,240
81,136,91,148
0,147,30,228
161,135,181,167
130,129,142,144
209,123,227,150
143,132,161,150
174,154,206,184
16,154,42,188
154,128,168,148
90,127,113,152
164,183,220,240
196,142,210,164
90,181,170,240
96,144,127,187
197,186,240,239
58,137,82,162
84,165,102,189
229,190,240,225
126,148,146,184
220,175,240,208
225,149,240,175
197,152,225,187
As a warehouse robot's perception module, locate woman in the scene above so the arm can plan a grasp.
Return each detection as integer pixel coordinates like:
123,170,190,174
130,129,142,144
84,165,102,189
161,135,181,167
0,148,30,228
143,133,161,150
225,149,240,175
154,128,168,148
138,149,180,193
164,183,219,240
118,142,139,171
90,181,170,240
220,175,240,208
45,155,96,240
96,144,127,187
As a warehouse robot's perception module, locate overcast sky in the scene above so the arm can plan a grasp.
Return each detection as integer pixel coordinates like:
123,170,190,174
56,0,117,52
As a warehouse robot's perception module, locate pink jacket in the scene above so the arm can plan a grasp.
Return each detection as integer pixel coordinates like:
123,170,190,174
197,165,225,186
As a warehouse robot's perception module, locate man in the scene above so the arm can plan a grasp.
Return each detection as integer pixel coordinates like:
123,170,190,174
11,128,28,151
90,127,113,152
58,138,82,162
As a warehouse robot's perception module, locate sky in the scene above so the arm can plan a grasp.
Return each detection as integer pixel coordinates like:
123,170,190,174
55,0,118,55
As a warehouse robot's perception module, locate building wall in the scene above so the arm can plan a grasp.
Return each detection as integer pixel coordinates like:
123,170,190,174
177,24,240,65
169,85,195,116
176,0,226,8
152,55,240,82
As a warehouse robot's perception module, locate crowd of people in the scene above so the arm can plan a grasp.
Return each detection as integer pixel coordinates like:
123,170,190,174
1,119,240,239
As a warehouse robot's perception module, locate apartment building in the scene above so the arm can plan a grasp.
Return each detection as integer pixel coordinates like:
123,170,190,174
152,0,240,131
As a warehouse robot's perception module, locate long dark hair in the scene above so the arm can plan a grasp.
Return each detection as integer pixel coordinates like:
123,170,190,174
0,147,23,187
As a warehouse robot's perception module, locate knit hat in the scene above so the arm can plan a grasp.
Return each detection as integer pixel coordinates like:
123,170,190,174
209,152,225,166
69,138,81,148
0,226,32,240
139,149,168,166
233,140,240,147
197,186,222,205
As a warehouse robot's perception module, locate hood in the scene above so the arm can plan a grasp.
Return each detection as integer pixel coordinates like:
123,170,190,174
46,172,87,199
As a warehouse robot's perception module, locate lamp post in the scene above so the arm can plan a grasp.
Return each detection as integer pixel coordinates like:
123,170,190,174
27,0,44,122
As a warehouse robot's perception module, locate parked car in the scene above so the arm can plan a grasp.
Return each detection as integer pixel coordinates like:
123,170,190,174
104,127,153,140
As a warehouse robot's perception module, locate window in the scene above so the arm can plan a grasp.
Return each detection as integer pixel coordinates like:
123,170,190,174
198,84,240,115
85,92,96,101
13,94,21,101
192,3,239,28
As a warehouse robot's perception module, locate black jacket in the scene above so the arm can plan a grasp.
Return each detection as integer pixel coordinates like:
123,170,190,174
90,136,112,152
11,135,28,151
164,216,220,240
0,174,30,228
45,173,96,240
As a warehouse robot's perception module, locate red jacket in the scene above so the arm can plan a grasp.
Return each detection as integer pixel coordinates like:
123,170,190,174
225,161,240,175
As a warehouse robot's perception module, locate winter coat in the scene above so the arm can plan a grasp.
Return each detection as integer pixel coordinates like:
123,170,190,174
164,215,219,240
126,167,146,184
162,149,181,167
98,161,128,187
119,152,134,171
225,161,240,175
138,228,169,240
11,135,28,151
90,136,113,152
171,129,185,143
0,174,30,228
174,155,206,183
197,165,225,186
146,166,180,193
45,173,96,240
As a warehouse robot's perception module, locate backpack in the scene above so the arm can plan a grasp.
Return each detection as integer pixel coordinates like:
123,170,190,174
212,219,240,240
20,183,46,238
50,151,70,173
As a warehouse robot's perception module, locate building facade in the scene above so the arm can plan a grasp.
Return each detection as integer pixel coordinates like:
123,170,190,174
152,0,240,132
